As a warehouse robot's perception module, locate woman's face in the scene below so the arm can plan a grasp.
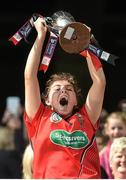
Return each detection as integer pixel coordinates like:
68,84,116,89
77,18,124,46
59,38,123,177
46,80,77,117
111,149,126,179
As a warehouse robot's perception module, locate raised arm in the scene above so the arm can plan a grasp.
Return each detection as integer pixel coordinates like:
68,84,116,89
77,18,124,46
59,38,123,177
24,17,47,120
81,50,106,125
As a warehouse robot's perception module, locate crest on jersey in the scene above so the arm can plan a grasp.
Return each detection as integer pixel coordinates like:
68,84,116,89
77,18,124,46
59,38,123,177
50,112,62,123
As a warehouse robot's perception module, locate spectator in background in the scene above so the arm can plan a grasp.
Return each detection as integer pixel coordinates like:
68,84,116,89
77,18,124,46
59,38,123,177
100,111,126,179
109,137,126,179
95,129,108,153
2,111,21,130
22,144,33,179
1,97,27,155
0,126,22,178
95,108,109,152
96,108,108,179
98,108,109,135
0,97,27,179
117,98,126,113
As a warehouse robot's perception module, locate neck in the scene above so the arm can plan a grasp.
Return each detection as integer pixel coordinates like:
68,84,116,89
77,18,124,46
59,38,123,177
62,113,72,120
59,106,78,120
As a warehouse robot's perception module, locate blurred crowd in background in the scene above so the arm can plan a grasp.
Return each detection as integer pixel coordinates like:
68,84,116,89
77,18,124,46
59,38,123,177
0,96,126,179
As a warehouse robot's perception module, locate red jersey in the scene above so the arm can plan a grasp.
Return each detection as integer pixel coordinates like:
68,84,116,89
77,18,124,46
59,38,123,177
24,103,101,179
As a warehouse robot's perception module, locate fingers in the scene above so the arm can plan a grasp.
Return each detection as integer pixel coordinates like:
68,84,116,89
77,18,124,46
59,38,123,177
34,17,47,33
34,17,45,27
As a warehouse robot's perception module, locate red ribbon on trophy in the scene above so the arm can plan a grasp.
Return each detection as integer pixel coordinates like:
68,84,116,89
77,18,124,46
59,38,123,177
9,13,59,73
39,32,58,72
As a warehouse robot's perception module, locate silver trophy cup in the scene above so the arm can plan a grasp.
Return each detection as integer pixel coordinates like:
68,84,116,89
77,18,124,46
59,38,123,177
45,11,90,53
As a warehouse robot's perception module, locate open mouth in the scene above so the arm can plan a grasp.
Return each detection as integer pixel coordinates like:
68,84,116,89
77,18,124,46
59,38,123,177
59,97,68,106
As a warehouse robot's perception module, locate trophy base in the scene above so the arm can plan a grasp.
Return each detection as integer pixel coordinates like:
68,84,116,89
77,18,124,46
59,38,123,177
59,22,90,54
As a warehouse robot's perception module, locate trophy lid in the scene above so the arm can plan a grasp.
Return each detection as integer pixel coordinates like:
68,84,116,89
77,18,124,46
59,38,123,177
49,11,75,35
51,11,75,24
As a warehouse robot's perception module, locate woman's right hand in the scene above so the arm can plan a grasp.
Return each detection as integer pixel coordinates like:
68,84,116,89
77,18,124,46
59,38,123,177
34,17,47,38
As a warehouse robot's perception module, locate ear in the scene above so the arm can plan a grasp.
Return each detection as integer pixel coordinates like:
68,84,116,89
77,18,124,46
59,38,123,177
110,163,112,168
74,101,78,107
45,99,51,106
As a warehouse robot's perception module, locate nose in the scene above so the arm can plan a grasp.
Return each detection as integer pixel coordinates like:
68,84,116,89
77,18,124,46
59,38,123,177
121,155,126,162
113,128,121,136
61,86,66,93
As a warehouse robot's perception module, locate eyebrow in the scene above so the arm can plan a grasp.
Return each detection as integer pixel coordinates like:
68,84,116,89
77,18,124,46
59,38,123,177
52,84,73,88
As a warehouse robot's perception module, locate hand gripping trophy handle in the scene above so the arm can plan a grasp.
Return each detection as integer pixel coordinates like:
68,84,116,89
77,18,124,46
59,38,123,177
59,22,118,65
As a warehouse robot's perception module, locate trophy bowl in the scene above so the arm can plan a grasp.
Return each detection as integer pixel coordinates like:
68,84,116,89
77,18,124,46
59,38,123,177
59,22,90,54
